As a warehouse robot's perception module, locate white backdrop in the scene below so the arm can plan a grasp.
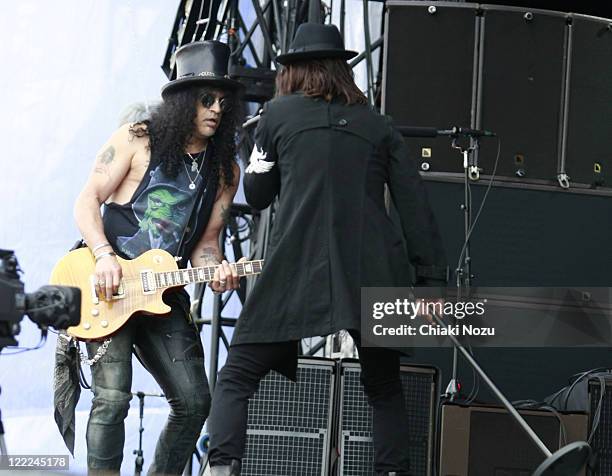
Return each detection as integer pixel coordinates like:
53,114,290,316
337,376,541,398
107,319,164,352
0,2,378,474
0,2,216,474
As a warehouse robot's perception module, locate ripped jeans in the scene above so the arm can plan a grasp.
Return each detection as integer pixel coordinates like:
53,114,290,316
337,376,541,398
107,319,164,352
85,290,210,475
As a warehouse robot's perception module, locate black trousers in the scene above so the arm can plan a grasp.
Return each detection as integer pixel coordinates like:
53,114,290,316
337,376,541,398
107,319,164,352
207,337,411,475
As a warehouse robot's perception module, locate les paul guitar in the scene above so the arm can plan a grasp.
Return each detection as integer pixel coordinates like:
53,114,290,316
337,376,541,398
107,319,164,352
50,247,263,340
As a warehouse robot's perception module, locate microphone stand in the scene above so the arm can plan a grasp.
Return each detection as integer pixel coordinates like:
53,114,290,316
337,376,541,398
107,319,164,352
0,387,7,457
437,129,590,474
132,391,164,476
445,134,479,401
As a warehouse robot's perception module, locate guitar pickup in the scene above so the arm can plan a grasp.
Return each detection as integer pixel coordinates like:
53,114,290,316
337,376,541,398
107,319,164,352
140,270,157,294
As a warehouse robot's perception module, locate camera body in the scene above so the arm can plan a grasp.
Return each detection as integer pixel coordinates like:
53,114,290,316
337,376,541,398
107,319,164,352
0,249,80,350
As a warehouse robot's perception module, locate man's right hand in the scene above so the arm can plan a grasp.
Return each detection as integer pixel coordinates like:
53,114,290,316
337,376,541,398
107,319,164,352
95,254,123,300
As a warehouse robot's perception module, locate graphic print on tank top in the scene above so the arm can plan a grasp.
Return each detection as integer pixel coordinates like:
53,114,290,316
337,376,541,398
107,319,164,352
116,162,202,258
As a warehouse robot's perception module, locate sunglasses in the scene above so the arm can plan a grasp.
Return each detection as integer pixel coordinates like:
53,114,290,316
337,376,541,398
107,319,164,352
200,93,231,112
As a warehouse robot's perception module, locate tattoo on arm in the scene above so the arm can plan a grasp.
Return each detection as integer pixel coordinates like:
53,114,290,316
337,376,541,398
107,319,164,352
93,146,115,181
94,166,111,181
199,246,222,266
98,146,115,165
220,204,231,225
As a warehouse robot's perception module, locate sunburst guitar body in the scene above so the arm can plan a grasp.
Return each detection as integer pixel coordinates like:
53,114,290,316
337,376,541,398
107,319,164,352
50,247,263,340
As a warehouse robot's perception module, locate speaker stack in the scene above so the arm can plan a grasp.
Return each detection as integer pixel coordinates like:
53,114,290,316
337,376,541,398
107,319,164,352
242,358,336,476
239,358,438,475
382,0,612,410
336,361,438,476
383,1,612,190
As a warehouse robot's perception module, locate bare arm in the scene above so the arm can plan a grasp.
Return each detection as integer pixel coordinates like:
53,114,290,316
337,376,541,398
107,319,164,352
73,124,138,298
190,162,241,292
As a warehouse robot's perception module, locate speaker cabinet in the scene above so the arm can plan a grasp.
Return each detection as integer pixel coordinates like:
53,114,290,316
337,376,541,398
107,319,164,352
336,361,438,476
588,378,612,474
478,6,568,182
383,1,479,174
424,179,612,286
439,404,588,476
242,358,336,476
564,14,612,188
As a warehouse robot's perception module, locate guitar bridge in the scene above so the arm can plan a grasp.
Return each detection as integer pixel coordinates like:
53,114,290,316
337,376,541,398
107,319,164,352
89,275,99,304
89,276,126,302
140,270,157,294
112,281,126,300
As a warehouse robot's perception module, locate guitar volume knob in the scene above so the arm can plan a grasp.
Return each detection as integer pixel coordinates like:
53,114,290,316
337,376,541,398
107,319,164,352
91,309,99,317
101,320,109,328
83,323,91,330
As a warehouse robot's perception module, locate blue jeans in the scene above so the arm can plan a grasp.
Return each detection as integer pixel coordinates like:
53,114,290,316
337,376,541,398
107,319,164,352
85,291,210,475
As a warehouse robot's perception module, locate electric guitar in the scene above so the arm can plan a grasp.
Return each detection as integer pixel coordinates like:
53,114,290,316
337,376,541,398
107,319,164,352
50,247,263,340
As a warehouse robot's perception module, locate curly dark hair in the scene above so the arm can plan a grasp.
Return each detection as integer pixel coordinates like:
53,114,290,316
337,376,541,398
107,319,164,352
130,86,242,188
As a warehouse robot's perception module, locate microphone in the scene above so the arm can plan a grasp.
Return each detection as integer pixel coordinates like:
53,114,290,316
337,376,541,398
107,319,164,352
397,126,496,138
242,114,261,129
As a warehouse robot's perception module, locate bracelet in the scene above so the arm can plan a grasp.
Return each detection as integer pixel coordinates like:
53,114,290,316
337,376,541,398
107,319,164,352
91,242,112,254
95,251,117,263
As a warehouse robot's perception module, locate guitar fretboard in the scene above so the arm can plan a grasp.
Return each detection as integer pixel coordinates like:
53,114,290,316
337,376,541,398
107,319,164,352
154,260,263,289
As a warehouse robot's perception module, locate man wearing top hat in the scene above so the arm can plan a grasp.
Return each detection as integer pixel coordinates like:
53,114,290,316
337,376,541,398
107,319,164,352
206,23,447,476
71,40,244,475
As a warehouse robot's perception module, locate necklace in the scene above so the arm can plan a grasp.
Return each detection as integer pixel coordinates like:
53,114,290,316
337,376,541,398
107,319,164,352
183,149,206,190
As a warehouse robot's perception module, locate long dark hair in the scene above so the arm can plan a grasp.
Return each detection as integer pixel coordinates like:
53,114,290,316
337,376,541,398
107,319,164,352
275,58,367,105
130,86,241,188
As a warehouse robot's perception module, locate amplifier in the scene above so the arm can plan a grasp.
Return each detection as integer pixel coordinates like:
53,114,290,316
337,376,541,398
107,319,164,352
242,357,336,476
439,403,588,476
588,378,612,475
336,361,438,476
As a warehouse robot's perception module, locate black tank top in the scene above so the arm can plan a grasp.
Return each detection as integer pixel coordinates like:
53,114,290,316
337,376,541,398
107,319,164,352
103,146,218,267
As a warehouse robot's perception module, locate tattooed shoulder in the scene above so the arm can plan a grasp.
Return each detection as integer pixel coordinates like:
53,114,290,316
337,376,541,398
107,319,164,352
98,145,115,165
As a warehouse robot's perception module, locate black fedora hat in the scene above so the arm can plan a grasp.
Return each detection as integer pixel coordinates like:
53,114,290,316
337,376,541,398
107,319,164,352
161,40,243,99
276,23,358,65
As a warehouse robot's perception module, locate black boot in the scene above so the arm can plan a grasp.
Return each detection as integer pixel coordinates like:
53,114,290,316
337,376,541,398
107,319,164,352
210,459,241,476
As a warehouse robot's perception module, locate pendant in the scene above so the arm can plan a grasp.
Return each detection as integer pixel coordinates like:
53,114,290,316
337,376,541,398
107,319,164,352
189,183,196,190
191,161,198,172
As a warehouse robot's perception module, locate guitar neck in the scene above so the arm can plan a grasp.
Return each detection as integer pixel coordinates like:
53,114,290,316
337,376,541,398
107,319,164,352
153,260,264,290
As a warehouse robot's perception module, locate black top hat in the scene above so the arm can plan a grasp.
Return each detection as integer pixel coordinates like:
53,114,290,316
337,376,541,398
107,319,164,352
275,23,358,65
161,41,243,99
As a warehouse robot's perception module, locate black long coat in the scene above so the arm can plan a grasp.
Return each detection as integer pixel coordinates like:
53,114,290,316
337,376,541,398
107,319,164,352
233,94,447,345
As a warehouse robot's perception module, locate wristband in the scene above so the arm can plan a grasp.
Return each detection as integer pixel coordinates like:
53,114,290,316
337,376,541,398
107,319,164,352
92,242,112,254
95,251,117,263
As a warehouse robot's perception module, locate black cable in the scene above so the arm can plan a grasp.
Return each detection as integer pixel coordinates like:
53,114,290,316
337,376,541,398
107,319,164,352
513,400,568,446
455,136,502,274
561,367,608,410
77,341,92,390
2,331,47,354
22,302,65,314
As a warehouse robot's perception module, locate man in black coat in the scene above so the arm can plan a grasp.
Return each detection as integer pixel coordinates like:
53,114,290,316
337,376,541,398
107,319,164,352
207,23,447,476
